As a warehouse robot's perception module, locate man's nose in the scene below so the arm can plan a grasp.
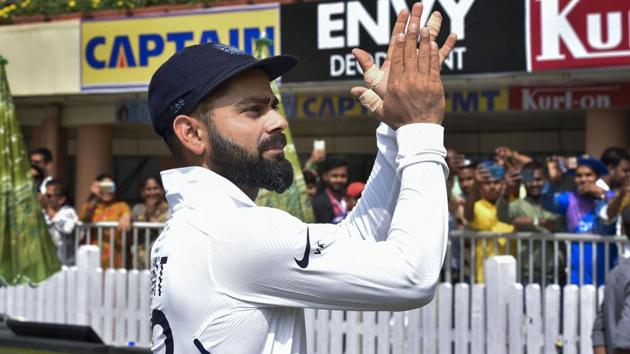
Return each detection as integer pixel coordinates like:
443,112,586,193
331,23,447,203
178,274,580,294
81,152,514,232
265,110,288,134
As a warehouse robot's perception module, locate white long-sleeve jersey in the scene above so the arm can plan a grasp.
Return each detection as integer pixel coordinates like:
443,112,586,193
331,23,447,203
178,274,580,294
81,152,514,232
150,123,449,354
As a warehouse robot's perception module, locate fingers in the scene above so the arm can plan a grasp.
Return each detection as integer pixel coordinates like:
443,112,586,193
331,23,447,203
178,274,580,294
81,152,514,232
365,66,385,89
352,48,373,73
417,27,431,76
388,32,405,85
386,9,409,63
352,48,384,89
403,2,422,74
427,11,442,41
439,32,457,66
429,41,440,80
352,87,384,116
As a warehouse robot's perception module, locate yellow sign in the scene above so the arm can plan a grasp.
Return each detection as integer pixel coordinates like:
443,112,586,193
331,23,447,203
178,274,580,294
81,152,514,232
445,89,508,113
81,5,279,91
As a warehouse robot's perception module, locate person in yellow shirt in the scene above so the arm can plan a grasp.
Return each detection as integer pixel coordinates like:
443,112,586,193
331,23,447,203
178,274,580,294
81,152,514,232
465,162,515,282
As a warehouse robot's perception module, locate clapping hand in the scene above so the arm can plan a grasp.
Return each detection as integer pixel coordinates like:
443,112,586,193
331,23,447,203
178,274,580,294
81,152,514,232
350,2,457,127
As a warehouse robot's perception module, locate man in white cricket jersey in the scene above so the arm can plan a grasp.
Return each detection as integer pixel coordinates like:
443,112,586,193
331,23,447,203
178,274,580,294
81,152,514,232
147,3,457,353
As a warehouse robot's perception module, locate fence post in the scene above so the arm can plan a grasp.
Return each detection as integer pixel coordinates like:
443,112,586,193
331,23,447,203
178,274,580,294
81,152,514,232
471,284,485,354
454,283,470,354
35,281,45,322
54,269,66,323
485,255,517,354
138,270,151,347
14,285,25,319
407,307,421,354
102,269,116,344
437,283,452,354
115,269,127,346
127,269,140,345
579,285,596,354
66,267,78,324
562,285,579,354
345,311,361,354
25,284,36,321
329,311,343,354
315,309,329,354
508,284,524,354
544,285,561,354
391,311,405,354
525,284,542,354
362,311,376,354
376,311,391,354
305,309,315,354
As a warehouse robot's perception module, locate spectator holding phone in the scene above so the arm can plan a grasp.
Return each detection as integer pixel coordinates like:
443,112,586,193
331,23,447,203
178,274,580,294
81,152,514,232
464,161,515,282
546,155,579,193
79,173,132,268
497,161,564,283
552,155,615,285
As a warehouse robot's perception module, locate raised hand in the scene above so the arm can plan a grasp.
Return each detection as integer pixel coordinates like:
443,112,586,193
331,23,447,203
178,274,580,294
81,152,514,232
351,3,457,122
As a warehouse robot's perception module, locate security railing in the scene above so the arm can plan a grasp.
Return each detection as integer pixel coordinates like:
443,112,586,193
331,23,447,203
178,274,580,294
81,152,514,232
74,223,629,285
74,221,164,270
444,230,629,287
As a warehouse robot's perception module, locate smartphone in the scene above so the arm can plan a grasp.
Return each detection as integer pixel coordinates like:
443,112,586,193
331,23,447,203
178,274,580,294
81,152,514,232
566,156,578,170
557,158,565,171
99,180,116,194
487,165,505,180
313,139,326,152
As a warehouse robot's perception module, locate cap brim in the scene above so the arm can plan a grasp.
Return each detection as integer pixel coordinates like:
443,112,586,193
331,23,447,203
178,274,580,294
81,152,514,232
187,54,298,116
251,55,299,82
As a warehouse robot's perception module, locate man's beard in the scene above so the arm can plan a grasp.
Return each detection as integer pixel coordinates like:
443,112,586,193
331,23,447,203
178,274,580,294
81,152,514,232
208,127,294,193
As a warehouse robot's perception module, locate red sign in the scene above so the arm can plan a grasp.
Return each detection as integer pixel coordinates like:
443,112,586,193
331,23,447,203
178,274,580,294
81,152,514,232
510,84,630,111
527,0,630,71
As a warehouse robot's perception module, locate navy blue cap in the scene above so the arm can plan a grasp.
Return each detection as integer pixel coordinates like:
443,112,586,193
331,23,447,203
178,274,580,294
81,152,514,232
148,43,298,139
577,154,608,176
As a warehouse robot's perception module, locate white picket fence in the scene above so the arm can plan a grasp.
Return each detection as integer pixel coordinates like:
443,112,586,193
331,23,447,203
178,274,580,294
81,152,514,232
0,252,603,354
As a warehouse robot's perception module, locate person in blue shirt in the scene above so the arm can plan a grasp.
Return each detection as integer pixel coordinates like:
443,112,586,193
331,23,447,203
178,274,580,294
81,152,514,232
554,155,617,285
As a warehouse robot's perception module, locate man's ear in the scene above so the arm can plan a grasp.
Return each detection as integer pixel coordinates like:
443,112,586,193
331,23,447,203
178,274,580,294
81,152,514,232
172,115,206,157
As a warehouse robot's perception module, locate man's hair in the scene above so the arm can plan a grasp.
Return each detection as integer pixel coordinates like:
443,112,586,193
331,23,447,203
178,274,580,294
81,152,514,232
321,156,348,174
30,147,53,163
140,174,164,192
46,179,67,198
521,160,547,174
600,147,630,168
95,172,116,183
303,170,317,186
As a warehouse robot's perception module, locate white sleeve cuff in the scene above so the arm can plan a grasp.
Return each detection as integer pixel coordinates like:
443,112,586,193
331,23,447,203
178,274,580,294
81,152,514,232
376,123,398,171
395,123,448,177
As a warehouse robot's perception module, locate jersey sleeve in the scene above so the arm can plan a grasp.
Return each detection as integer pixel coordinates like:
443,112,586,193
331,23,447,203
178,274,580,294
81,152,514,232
340,122,401,242
211,123,449,311
553,192,570,215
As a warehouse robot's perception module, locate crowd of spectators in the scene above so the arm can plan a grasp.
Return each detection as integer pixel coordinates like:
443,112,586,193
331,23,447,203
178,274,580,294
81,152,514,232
446,145,630,285
27,144,630,284
28,148,170,269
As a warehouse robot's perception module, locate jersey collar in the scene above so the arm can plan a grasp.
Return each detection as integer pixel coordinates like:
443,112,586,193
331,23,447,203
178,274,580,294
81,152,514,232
161,166,256,213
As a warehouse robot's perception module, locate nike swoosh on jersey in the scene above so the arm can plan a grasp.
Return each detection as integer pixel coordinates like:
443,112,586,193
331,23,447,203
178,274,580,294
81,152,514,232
294,228,310,269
